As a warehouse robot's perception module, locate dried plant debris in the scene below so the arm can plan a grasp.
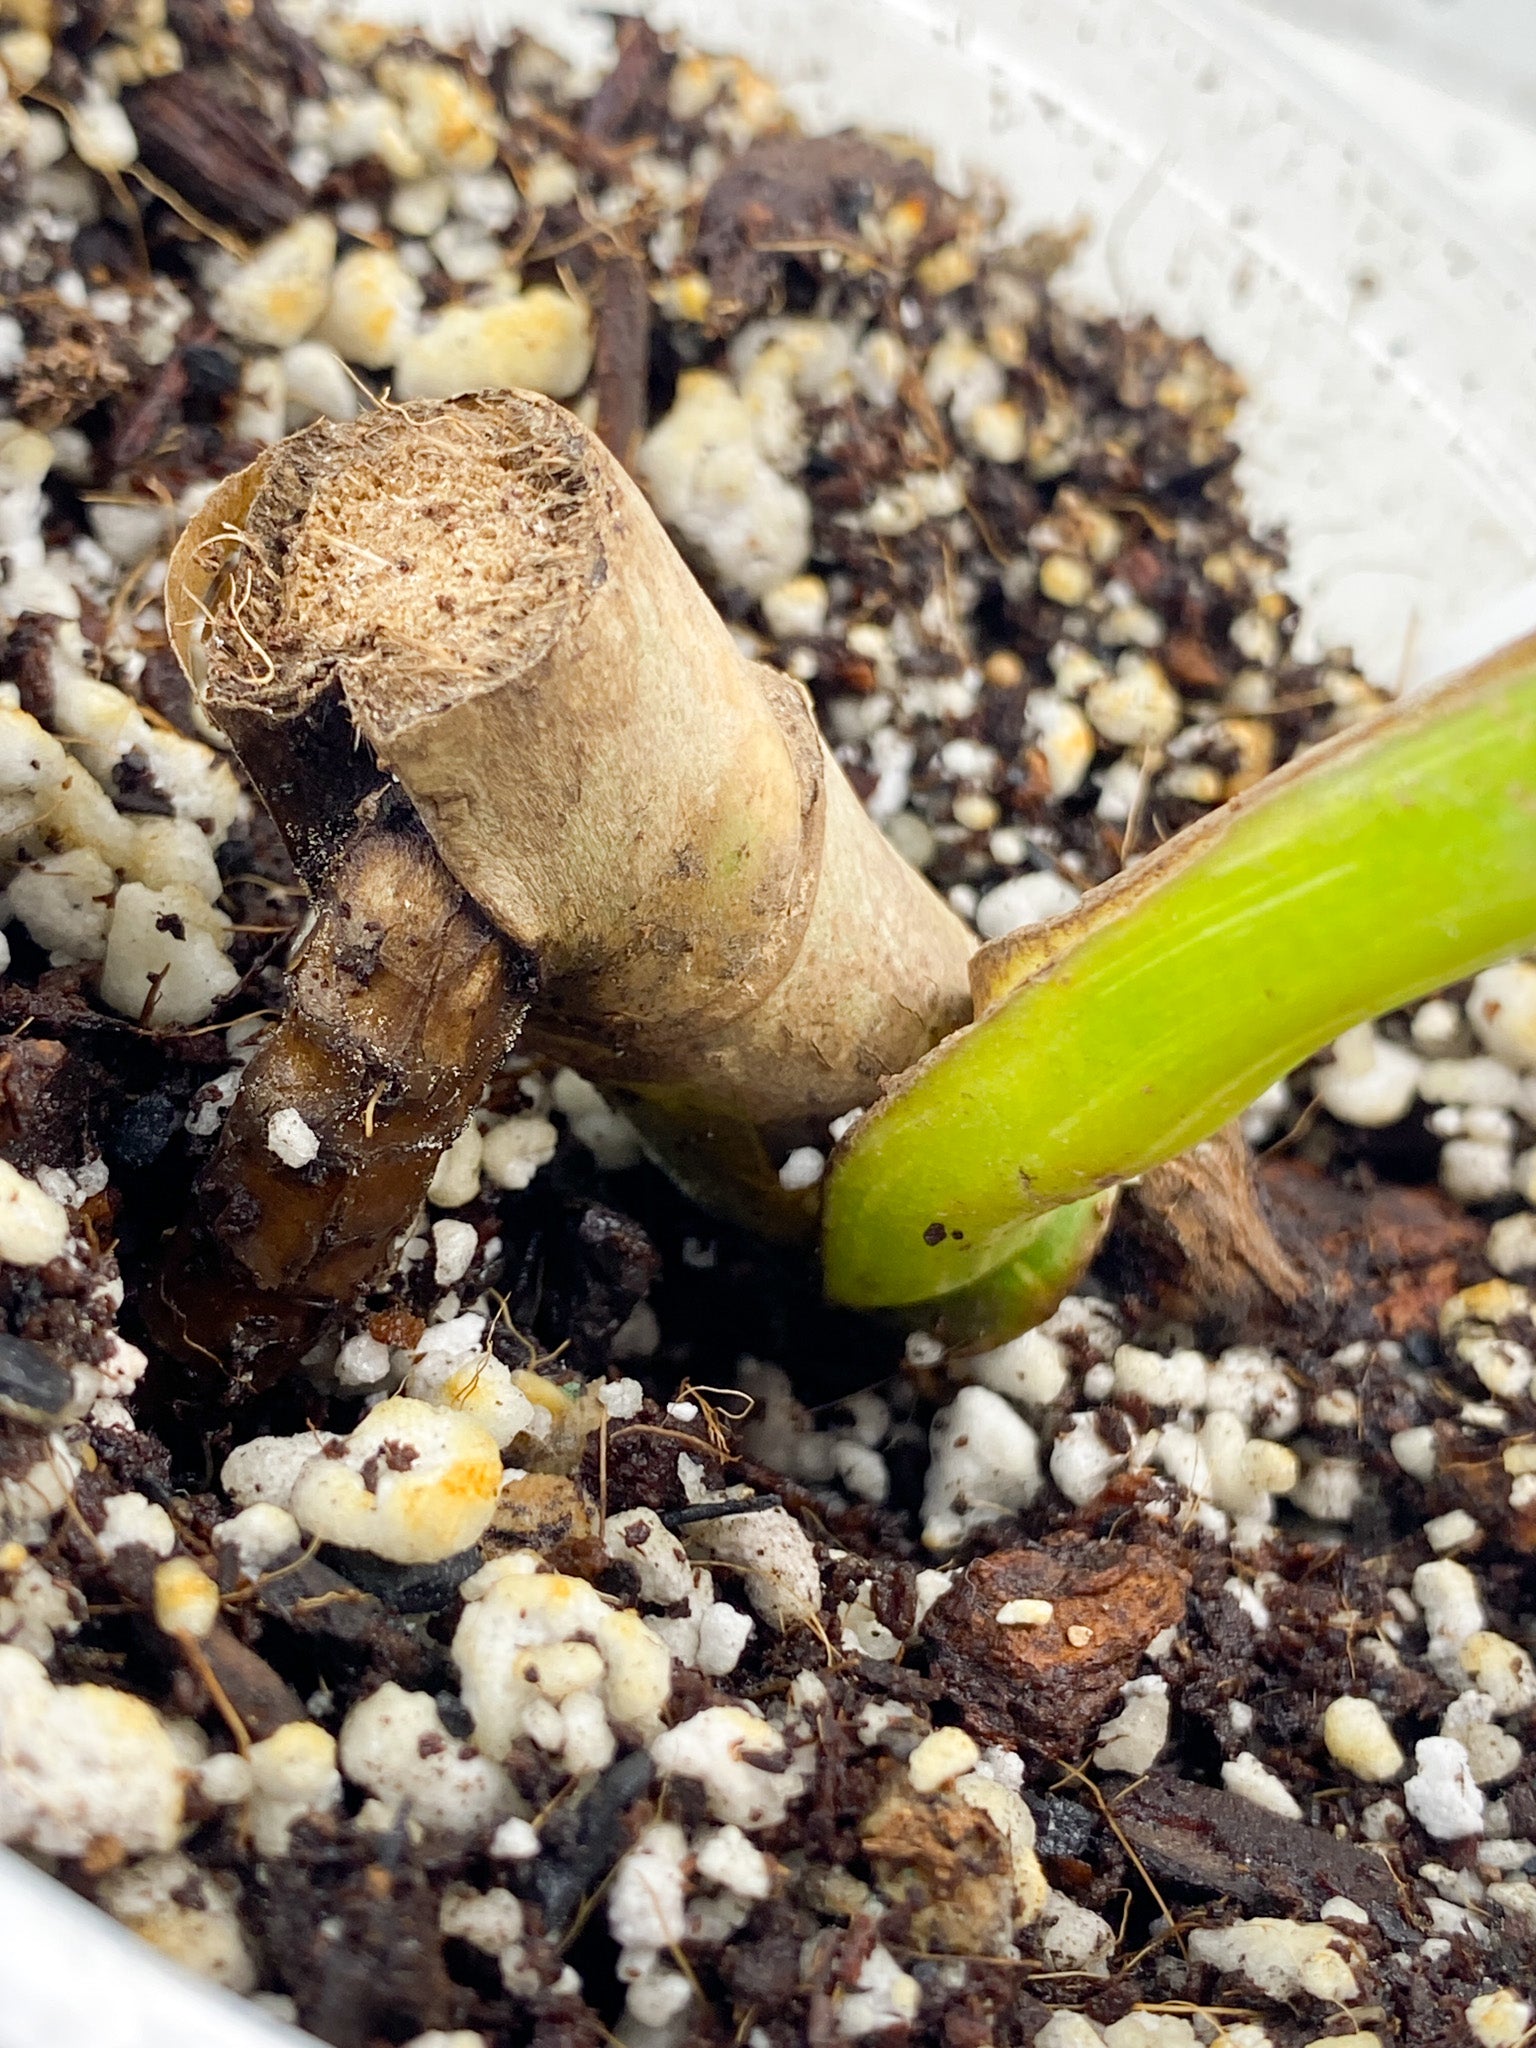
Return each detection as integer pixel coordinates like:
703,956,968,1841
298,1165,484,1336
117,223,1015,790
1,8,1534,2048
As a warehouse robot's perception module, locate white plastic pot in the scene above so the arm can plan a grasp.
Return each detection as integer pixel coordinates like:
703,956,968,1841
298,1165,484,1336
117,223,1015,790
4,1,1535,2042
389,0,1536,685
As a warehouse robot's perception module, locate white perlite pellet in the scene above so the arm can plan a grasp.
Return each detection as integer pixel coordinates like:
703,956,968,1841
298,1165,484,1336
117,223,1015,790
1085,654,1180,748
922,1385,1042,1549
8,846,114,963
100,883,239,1026
453,1556,670,1769
1466,1989,1534,2048
549,1069,643,1169
695,1823,772,1900
395,288,592,403
479,1113,558,1190
761,573,828,639
1036,2017,1106,2048
247,1722,341,1855
0,1645,184,1856
489,1815,539,1860
1050,1410,1131,1507
335,1333,393,1389
405,1316,540,1451
608,1819,688,1950
439,1882,523,1957
431,1218,479,1287
1315,1023,1420,1127
907,1726,979,1792
0,1556,78,1662
1462,1720,1522,1787
1404,1736,1485,1840
1093,1676,1170,1775
340,1683,519,1843
428,1120,482,1207
597,1377,645,1420
1413,1557,1487,1685
777,1145,825,1190
1289,1453,1362,1524
70,90,137,173
836,1944,921,2039
1322,1696,1404,1782
1487,1210,1536,1274
288,1397,503,1563
685,1493,820,1632
695,1599,754,1678
266,1107,320,1169
1420,1055,1524,1108
221,1430,338,1511
317,246,423,368
1222,1750,1302,1820
1114,1342,1208,1410
1468,960,1536,1069
99,1491,176,1559
964,1324,1071,1409
973,867,1080,941
98,1851,255,1993
1188,1919,1360,2002
214,1504,301,1582
603,1509,693,1608
213,216,337,348
0,1160,69,1265
1205,1345,1301,1438
1025,691,1096,798
997,1598,1054,1627
639,370,812,596
1424,1507,1480,1554
650,1706,812,1831
1441,1137,1515,1203
1390,1425,1437,1481
1460,1631,1536,1717
153,1557,220,1641
1105,2018,1202,2048
282,342,359,425
1035,1889,1116,1977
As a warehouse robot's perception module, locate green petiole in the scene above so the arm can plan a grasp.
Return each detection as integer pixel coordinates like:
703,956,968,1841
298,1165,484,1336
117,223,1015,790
821,636,1536,1338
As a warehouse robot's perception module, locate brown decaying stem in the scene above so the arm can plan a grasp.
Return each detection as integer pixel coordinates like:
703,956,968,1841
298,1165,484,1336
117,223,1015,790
1124,1121,1321,1337
167,393,972,1272
158,392,971,1377
148,790,528,1388
206,800,526,1297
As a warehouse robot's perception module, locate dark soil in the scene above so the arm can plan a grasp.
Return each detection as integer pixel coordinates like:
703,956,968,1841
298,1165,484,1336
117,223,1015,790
1,10,1532,2048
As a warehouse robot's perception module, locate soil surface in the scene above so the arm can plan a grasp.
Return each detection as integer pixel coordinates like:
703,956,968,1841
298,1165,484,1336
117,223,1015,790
1,11,1533,2048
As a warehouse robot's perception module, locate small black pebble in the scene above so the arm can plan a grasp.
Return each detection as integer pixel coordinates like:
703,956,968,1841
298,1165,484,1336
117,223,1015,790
0,1331,73,1425
662,1493,781,1530
434,1689,474,1739
317,1543,483,1612
182,344,242,398
1023,1788,1099,1860
524,1748,655,1936
108,1090,185,1171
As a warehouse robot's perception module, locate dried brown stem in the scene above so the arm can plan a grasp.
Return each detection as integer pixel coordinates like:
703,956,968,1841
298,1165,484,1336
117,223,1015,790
1122,1121,1326,1339
167,393,972,1276
156,389,1313,1385
150,791,528,1387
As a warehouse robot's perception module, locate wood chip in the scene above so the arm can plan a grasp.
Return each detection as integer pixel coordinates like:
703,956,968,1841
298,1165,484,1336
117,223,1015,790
922,1541,1188,1755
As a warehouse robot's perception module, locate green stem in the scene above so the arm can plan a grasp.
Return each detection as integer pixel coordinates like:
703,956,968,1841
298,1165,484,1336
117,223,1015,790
822,637,1536,1323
